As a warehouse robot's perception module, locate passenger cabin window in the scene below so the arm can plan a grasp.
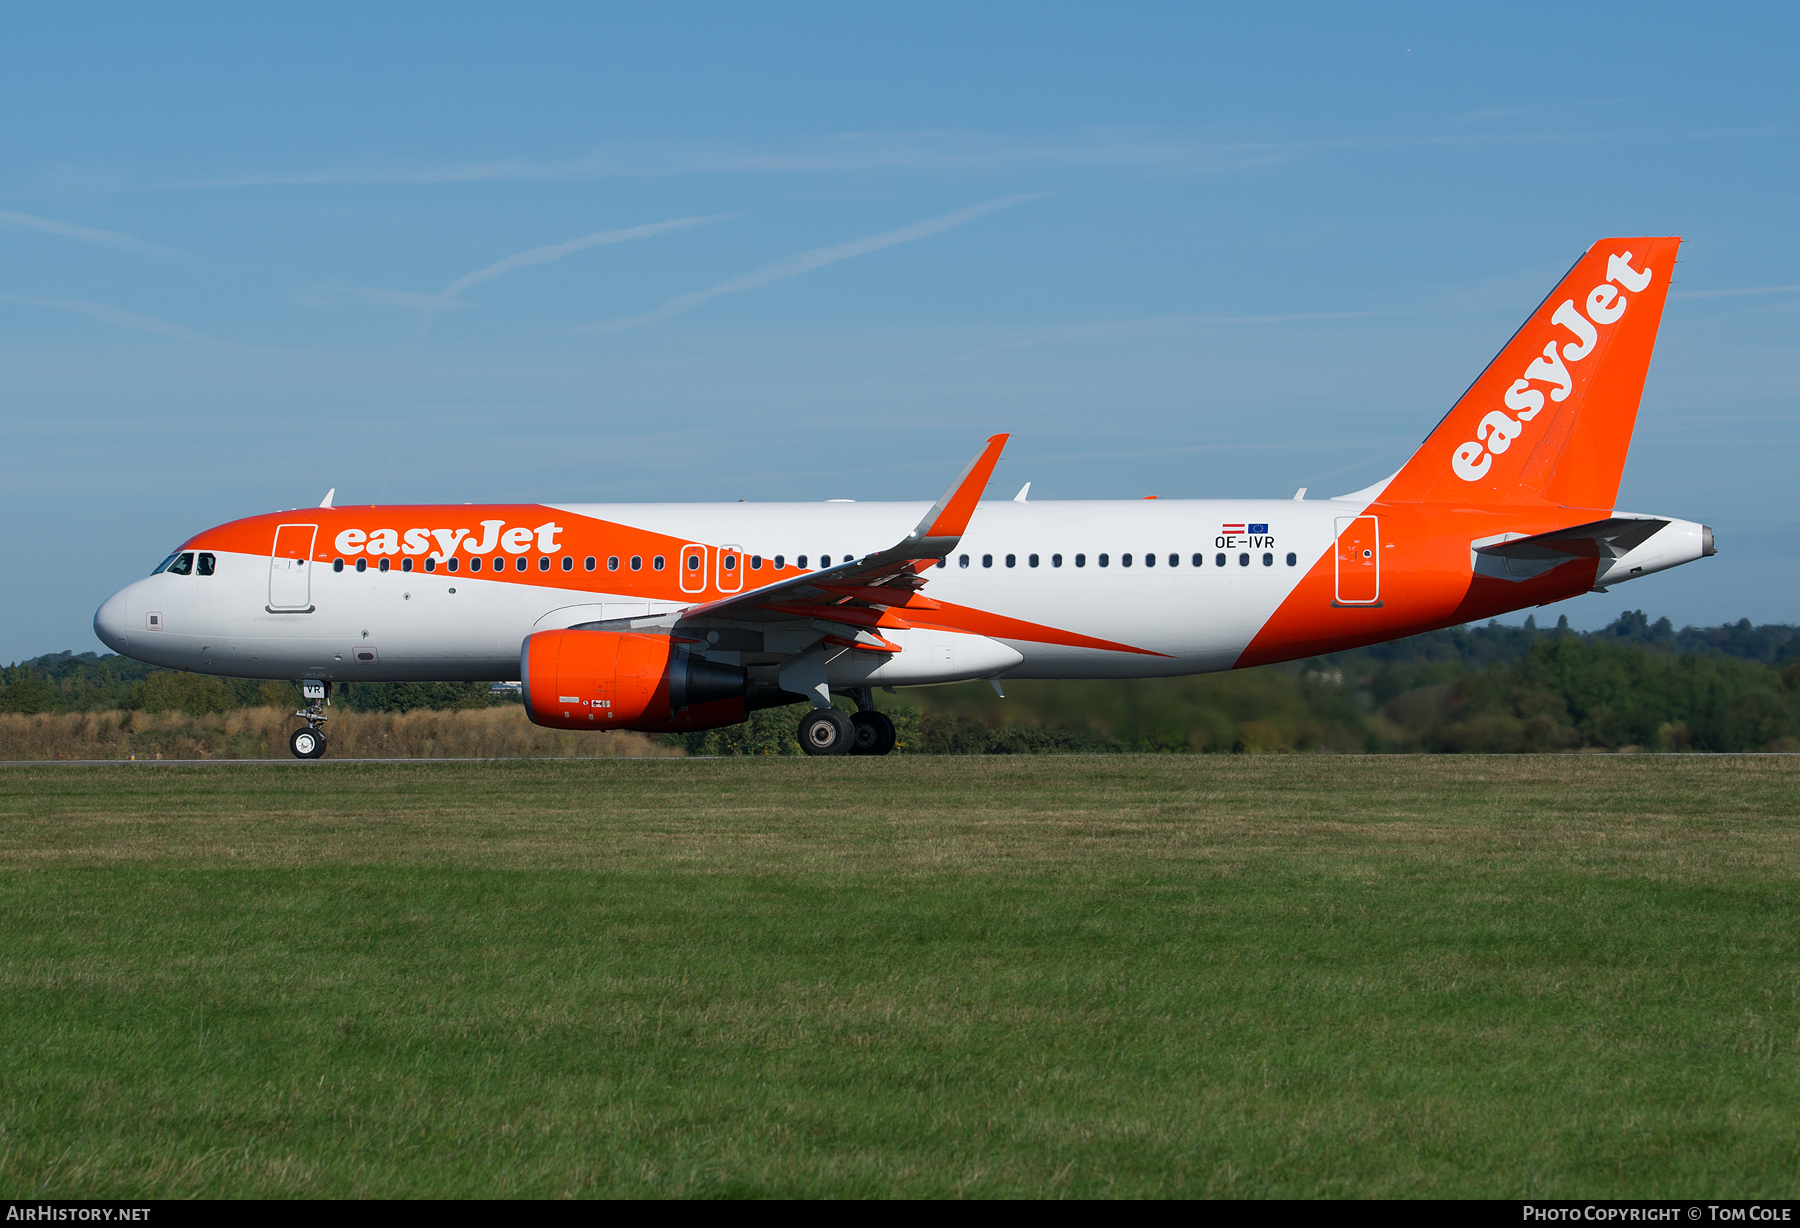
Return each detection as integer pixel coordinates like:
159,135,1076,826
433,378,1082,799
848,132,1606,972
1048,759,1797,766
1168,553,1178,567
1215,553,1226,567
1238,553,1249,567
1029,554,1039,567
797,555,808,569
723,555,737,571
333,558,344,572
982,554,993,568
1143,552,1154,568
447,558,459,572
774,555,785,569
402,558,414,572
379,558,391,572
750,555,762,570
1075,554,1086,567
1192,553,1204,567
630,556,642,571
357,558,369,572
1263,552,1274,567
584,556,595,571
1287,553,1297,566
538,557,550,571
1005,554,1016,568
653,556,665,571
1099,554,1110,567
196,553,216,576
424,557,436,572
1051,554,1062,567
687,555,700,571
1122,553,1132,567
516,557,528,572
607,556,619,571
167,552,194,576
958,555,969,568
562,556,574,571
468,557,480,572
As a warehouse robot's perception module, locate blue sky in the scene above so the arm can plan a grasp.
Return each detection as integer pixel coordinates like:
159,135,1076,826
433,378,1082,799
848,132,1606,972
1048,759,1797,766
3,3,1797,660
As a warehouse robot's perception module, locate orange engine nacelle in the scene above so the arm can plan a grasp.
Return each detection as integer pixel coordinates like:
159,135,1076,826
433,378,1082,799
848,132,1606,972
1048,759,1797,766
521,629,750,733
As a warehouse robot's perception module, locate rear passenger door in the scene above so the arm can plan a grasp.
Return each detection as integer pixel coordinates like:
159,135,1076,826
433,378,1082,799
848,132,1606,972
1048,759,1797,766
1333,516,1380,605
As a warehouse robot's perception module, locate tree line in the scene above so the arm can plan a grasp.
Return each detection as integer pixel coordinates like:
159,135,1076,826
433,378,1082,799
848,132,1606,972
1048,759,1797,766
6,611,1800,753
0,655,515,718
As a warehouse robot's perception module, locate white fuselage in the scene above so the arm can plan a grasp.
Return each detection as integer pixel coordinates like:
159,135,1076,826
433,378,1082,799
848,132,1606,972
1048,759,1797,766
95,498,1360,685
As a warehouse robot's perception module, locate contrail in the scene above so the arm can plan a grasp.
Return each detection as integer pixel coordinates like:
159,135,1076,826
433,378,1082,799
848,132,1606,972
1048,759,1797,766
0,210,185,258
588,193,1042,332
0,294,224,345
437,214,733,301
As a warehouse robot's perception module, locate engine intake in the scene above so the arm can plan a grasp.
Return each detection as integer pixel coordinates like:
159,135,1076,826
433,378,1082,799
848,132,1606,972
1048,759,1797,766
521,629,748,732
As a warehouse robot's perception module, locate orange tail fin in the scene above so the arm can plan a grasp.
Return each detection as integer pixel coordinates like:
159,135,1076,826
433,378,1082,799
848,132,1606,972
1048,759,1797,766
1383,236,1680,510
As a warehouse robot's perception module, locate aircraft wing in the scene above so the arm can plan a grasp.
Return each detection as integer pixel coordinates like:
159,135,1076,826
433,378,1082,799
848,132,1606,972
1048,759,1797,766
669,434,1010,650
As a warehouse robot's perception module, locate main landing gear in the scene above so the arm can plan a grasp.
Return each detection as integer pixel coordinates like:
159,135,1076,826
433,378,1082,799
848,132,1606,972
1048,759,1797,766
290,679,329,759
797,689,896,757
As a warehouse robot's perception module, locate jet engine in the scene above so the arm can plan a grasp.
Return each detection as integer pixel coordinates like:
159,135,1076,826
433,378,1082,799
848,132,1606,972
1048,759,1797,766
521,629,751,733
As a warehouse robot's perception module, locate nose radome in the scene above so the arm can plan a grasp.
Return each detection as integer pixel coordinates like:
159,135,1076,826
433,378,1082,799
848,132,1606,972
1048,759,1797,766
94,587,133,654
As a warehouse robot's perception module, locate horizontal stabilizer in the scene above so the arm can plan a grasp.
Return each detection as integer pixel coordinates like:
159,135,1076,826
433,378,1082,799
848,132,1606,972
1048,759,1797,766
1476,517,1670,562
1473,516,1668,583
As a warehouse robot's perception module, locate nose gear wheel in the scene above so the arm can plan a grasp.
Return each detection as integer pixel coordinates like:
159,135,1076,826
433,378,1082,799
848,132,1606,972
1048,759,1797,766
289,727,327,759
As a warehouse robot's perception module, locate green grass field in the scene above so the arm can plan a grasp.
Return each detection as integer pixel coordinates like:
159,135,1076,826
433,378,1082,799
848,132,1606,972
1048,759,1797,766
1,756,1796,1198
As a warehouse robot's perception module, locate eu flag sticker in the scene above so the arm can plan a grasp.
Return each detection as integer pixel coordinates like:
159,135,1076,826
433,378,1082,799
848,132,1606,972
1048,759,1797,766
1248,523,1268,534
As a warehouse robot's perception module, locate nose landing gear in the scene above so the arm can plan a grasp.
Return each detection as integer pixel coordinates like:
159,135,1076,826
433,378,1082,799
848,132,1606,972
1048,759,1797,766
290,679,330,759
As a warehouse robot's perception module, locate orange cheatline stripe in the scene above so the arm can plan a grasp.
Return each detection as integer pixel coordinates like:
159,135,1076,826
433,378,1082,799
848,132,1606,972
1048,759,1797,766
908,599,1169,657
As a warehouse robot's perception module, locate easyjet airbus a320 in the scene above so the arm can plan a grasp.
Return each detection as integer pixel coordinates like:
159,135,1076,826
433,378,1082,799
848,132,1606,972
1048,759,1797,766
94,237,1713,757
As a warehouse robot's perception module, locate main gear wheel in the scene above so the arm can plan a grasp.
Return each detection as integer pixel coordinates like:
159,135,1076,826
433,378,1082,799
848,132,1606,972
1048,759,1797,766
798,709,855,756
849,710,896,756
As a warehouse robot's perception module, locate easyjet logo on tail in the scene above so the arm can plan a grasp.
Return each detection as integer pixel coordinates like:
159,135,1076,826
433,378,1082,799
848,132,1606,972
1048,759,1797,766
334,519,564,559
1451,252,1655,482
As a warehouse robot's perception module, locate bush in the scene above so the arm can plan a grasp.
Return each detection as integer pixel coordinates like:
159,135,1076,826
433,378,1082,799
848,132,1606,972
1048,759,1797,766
134,672,236,717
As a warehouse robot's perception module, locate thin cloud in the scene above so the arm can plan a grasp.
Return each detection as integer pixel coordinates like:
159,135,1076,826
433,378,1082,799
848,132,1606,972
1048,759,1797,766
0,209,185,258
148,124,1797,192
588,194,1041,333
0,294,225,345
1671,285,1800,300
351,287,467,310
168,132,1265,187
916,310,1410,374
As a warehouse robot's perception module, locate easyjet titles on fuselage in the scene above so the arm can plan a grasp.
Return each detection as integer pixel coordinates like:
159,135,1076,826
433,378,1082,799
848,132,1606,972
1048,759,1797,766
334,520,566,561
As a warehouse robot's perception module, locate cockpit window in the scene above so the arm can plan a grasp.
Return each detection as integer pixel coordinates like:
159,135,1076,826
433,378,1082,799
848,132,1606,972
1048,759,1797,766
196,553,216,576
151,552,179,575
164,552,195,576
